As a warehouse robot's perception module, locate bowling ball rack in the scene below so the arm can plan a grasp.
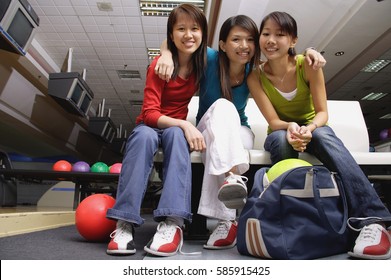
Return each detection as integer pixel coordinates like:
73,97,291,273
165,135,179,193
0,169,118,209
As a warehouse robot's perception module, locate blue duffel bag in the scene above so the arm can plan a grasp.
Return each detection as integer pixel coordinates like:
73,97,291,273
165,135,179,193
237,166,351,260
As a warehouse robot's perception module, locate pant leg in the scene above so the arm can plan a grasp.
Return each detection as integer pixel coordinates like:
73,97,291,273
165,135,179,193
197,99,250,175
306,126,391,227
264,129,298,164
106,124,158,226
153,127,193,223
197,99,253,220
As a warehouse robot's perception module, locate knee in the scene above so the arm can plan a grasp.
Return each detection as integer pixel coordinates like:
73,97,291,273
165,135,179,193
162,126,184,142
129,125,158,146
212,99,239,120
215,98,236,112
268,130,287,144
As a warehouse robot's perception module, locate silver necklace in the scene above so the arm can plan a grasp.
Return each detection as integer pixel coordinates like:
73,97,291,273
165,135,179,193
279,70,288,84
231,72,243,85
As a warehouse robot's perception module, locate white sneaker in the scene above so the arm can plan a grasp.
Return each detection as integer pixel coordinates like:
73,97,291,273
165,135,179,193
348,223,391,260
106,220,136,255
144,221,183,257
218,172,248,209
204,220,237,250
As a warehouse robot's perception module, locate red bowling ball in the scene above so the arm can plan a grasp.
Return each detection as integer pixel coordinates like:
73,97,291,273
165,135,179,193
52,160,72,172
109,163,122,174
75,194,116,242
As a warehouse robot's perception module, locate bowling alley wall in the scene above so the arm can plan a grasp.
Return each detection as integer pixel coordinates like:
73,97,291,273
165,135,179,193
0,48,122,164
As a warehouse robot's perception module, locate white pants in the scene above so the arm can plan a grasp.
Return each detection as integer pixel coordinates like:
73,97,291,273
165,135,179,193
197,99,254,221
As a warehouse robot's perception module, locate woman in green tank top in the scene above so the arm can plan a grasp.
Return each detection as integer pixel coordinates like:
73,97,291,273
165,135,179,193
247,11,391,260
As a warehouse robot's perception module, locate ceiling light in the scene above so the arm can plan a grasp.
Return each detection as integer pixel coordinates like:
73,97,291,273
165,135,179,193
361,92,389,101
139,0,204,16
147,48,160,60
361,59,391,73
117,70,141,80
97,2,113,12
380,113,391,120
334,51,344,56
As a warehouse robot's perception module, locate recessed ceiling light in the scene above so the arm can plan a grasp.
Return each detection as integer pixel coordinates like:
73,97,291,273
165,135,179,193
361,92,389,101
379,113,391,119
361,59,391,72
335,51,344,56
139,0,204,16
147,48,160,60
116,70,141,80
97,2,113,12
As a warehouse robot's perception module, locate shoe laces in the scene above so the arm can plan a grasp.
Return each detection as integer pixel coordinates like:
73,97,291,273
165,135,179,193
227,172,248,184
155,221,201,255
347,216,384,232
110,221,133,242
355,224,383,244
211,220,233,238
155,221,179,242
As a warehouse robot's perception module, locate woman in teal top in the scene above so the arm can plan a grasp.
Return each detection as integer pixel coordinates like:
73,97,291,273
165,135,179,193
196,47,251,127
248,11,391,260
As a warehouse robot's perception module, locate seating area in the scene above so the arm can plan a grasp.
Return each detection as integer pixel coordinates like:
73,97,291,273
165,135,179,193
156,96,391,175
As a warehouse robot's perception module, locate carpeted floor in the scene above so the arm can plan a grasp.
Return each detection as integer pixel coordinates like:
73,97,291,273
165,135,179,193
0,218,156,260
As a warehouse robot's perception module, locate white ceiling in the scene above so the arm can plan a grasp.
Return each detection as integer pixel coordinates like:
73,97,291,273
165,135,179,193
27,0,391,143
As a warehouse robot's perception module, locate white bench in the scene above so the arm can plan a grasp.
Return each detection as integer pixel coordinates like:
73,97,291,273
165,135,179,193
182,96,391,170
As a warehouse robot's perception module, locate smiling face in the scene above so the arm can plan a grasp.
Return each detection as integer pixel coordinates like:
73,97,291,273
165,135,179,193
170,12,203,58
219,26,255,66
260,17,297,60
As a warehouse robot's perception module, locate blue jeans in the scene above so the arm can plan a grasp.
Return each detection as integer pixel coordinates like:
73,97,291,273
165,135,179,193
264,126,391,227
106,124,192,226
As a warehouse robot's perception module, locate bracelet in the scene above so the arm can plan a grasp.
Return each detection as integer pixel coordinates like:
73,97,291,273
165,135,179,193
308,122,318,129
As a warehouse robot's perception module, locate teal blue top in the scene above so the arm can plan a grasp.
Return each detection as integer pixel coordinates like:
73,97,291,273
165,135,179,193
196,47,251,127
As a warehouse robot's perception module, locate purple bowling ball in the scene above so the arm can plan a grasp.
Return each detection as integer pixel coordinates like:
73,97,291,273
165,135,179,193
72,161,90,172
379,129,389,140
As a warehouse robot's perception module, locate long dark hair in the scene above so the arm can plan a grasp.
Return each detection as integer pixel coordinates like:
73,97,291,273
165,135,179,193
166,4,207,84
260,11,298,56
218,15,260,101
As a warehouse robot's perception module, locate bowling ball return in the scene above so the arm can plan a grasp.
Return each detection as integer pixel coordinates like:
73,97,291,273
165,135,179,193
0,168,119,209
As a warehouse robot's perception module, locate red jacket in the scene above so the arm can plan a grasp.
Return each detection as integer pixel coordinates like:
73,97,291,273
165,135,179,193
136,57,198,127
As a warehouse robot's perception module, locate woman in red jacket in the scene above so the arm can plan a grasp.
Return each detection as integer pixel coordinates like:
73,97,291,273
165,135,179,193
106,4,207,257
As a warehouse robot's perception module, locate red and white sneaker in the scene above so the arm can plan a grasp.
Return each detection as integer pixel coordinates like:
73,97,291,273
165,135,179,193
348,223,391,260
204,220,237,250
144,221,183,257
107,220,136,255
218,172,248,209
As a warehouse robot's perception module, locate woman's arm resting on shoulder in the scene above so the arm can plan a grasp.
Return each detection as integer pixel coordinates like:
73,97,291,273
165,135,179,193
303,48,326,70
155,39,174,82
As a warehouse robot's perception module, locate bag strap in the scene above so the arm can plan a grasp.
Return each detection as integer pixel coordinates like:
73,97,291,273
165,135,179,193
312,168,348,234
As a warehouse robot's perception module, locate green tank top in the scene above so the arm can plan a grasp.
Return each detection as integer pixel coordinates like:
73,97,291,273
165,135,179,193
260,55,315,134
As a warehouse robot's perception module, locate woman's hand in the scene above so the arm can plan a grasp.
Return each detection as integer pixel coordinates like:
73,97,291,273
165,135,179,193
304,48,326,70
180,121,206,152
154,53,174,82
286,122,312,152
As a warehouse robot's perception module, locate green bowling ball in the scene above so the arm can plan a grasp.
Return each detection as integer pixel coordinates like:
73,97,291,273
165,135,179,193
90,162,109,173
